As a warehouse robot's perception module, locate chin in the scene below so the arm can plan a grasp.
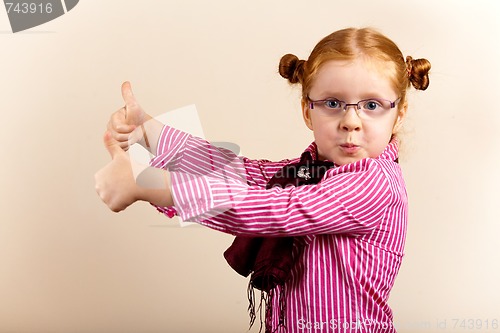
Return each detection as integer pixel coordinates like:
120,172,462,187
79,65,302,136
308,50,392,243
335,155,367,166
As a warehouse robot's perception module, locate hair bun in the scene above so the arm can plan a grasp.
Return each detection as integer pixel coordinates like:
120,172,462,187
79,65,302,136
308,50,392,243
406,55,431,90
279,53,306,84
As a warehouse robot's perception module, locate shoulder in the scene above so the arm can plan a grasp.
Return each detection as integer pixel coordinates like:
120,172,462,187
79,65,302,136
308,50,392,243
323,151,404,190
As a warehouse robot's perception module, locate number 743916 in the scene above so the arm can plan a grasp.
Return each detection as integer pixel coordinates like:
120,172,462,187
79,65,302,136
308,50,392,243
5,2,53,14
452,319,498,330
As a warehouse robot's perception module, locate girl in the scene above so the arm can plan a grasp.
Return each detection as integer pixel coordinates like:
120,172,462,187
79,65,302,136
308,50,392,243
95,27,431,332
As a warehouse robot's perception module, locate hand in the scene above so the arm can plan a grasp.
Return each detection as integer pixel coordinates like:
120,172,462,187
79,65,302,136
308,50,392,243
107,81,151,151
95,131,141,212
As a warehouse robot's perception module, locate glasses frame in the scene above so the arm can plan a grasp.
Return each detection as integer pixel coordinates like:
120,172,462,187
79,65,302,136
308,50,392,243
307,96,401,115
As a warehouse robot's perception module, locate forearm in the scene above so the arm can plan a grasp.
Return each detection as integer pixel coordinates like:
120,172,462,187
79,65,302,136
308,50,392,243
169,159,394,237
150,127,290,185
136,166,174,207
136,114,165,156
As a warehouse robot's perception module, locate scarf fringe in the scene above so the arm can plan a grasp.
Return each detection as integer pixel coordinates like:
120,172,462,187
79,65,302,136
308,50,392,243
247,281,287,333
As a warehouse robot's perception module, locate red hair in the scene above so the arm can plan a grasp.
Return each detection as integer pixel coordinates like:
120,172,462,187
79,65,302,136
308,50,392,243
279,27,431,113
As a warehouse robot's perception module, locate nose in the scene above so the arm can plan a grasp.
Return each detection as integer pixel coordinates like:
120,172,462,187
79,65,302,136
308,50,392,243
339,105,362,132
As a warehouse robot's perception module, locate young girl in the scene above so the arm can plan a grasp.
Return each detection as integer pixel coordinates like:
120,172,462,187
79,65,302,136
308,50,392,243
95,27,431,332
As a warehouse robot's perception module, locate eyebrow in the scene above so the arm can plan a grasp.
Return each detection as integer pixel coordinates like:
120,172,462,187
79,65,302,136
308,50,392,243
313,91,388,100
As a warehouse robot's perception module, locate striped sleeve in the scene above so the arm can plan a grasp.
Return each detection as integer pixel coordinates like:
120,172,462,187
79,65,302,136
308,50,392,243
150,125,291,179
148,125,294,216
170,158,394,237
149,125,191,170
240,157,292,187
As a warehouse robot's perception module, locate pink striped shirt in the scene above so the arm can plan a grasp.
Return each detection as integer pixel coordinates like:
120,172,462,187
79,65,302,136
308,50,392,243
150,125,407,333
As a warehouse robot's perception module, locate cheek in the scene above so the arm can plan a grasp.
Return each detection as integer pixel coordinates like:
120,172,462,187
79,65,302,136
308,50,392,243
310,119,340,154
363,122,396,155
311,117,338,137
369,113,399,137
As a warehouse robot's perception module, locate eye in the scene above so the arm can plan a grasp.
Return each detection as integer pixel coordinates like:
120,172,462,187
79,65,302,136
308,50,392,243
324,99,342,109
361,99,384,111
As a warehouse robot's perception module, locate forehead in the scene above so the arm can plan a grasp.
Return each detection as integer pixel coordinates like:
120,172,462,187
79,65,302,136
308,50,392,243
310,58,397,99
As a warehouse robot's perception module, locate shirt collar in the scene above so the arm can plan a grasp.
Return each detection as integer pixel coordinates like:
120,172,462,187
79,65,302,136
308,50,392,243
379,137,400,162
301,142,319,161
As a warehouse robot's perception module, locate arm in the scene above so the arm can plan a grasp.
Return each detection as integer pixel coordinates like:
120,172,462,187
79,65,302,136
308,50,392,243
150,123,297,186
101,81,291,213
147,125,293,218
96,129,399,238
165,158,400,237
97,120,290,214
147,122,398,234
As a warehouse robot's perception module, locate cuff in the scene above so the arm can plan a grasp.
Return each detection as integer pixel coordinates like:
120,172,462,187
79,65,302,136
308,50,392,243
149,125,191,169
153,204,178,218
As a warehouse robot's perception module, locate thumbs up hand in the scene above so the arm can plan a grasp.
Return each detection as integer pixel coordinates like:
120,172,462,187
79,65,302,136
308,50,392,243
95,131,140,212
95,131,175,212
107,81,151,151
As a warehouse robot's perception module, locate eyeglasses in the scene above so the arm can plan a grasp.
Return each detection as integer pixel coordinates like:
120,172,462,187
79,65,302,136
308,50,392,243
307,96,401,118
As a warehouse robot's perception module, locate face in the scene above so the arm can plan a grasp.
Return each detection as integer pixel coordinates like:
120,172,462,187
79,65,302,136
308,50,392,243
302,58,405,165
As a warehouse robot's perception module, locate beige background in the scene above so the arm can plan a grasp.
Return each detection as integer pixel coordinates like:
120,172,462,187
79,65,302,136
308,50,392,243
1,0,499,332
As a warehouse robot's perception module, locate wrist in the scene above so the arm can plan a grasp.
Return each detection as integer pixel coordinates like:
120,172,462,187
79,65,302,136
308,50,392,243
137,115,163,155
142,113,153,124
135,167,173,207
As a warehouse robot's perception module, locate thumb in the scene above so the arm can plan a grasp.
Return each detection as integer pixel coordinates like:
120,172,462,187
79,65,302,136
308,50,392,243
103,131,124,159
121,81,142,124
121,81,138,109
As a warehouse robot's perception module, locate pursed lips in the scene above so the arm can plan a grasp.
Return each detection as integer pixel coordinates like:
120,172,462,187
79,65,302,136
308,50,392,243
340,143,359,148
339,143,360,154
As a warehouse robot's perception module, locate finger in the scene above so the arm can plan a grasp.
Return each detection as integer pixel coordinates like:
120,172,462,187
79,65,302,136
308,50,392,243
118,140,131,151
107,121,134,151
109,129,133,143
115,123,136,134
121,81,137,110
103,131,124,159
127,125,144,147
110,107,136,133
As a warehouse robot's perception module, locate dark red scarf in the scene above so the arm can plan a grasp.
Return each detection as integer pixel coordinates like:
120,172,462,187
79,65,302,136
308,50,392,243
224,151,335,333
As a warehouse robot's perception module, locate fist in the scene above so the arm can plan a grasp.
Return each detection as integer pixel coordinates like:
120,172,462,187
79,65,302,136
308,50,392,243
95,131,140,212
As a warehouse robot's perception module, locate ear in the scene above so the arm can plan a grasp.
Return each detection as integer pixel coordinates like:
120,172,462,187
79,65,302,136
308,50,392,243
392,102,407,134
301,98,314,131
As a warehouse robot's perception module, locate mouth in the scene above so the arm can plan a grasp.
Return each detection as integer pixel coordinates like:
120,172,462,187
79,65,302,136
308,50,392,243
339,143,360,154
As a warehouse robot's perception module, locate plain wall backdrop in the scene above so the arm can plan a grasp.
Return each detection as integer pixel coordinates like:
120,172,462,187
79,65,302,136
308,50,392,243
1,1,499,332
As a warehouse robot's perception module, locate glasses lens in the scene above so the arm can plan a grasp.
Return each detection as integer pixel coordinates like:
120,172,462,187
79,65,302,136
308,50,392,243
359,99,395,116
323,99,342,110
